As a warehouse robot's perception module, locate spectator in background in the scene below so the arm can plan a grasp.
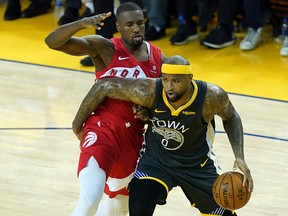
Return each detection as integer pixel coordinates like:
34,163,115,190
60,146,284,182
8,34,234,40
169,0,199,45
201,0,238,49
57,0,82,25
239,0,267,51
269,0,288,56
201,0,270,51
281,26,288,56
57,0,97,25
144,0,199,45
80,0,96,18
4,0,51,20
143,0,169,41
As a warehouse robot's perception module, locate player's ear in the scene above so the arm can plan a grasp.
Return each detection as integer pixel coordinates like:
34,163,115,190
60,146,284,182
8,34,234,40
188,74,193,81
116,22,120,32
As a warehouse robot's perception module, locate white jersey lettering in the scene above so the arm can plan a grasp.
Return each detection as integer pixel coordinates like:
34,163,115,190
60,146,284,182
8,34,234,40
100,66,147,79
150,118,189,133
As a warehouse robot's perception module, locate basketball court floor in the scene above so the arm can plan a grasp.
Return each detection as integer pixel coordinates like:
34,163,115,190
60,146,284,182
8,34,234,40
0,1,287,215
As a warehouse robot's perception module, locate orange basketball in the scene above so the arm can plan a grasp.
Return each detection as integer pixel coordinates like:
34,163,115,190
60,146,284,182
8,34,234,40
212,171,251,210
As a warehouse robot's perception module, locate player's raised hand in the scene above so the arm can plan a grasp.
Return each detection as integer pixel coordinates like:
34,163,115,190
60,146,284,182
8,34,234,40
81,12,112,29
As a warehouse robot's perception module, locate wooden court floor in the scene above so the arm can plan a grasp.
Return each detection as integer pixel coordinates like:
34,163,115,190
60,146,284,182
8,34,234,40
0,60,287,216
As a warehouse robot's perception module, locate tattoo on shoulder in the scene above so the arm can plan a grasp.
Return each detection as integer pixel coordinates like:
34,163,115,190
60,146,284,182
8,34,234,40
203,83,230,121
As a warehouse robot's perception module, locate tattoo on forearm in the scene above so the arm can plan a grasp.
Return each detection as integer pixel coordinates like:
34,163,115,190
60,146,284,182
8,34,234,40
73,78,154,130
223,113,244,159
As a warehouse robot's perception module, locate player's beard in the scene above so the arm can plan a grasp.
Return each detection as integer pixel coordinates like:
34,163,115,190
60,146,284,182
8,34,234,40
166,92,184,103
132,35,143,48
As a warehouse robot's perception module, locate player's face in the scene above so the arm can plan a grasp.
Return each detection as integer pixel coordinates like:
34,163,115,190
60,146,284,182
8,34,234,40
116,10,145,48
161,74,193,103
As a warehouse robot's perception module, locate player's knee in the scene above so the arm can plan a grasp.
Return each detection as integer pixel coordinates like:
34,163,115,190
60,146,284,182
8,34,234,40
84,187,103,207
78,157,107,211
79,179,104,212
71,191,101,216
97,195,128,216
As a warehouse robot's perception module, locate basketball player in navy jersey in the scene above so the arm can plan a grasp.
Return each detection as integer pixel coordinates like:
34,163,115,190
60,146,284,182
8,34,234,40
45,2,166,216
72,55,254,216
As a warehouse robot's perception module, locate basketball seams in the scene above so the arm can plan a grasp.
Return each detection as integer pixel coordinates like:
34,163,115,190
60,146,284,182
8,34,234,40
235,172,251,205
228,172,236,210
213,171,251,210
218,173,227,209
233,172,249,207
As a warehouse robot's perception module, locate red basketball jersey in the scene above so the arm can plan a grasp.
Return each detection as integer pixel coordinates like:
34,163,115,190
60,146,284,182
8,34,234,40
94,38,162,123
78,38,162,178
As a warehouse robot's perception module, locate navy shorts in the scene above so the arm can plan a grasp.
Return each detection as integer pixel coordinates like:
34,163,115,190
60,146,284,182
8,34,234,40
133,155,227,214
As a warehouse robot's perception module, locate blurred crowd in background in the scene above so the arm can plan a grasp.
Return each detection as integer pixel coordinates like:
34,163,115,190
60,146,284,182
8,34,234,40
3,0,288,66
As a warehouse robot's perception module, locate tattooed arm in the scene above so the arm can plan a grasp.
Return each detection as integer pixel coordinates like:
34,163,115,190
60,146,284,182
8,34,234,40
132,52,167,123
203,83,254,192
72,77,156,140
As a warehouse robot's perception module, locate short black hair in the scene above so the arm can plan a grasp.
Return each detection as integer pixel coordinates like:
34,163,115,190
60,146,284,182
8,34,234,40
116,2,142,18
165,55,190,65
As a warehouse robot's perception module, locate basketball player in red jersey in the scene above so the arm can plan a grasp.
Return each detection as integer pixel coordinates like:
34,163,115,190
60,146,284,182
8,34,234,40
45,2,166,216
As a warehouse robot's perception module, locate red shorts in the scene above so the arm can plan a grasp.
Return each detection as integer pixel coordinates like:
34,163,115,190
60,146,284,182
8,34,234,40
78,112,144,197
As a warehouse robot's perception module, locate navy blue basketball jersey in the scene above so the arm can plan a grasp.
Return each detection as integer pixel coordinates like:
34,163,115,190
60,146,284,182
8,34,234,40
144,79,216,168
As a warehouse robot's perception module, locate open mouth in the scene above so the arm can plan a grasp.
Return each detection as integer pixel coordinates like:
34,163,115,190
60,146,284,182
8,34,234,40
167,92,175,99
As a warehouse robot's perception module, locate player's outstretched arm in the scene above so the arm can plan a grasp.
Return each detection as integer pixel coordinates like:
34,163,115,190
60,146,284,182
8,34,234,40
204,83,254,192
45,12,112,55
72,78,156,140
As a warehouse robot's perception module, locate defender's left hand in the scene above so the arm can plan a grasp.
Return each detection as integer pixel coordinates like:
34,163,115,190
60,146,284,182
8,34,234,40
81,12,112,29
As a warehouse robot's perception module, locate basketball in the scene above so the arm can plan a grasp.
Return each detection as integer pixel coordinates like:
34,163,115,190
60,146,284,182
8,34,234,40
212,171,251,210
